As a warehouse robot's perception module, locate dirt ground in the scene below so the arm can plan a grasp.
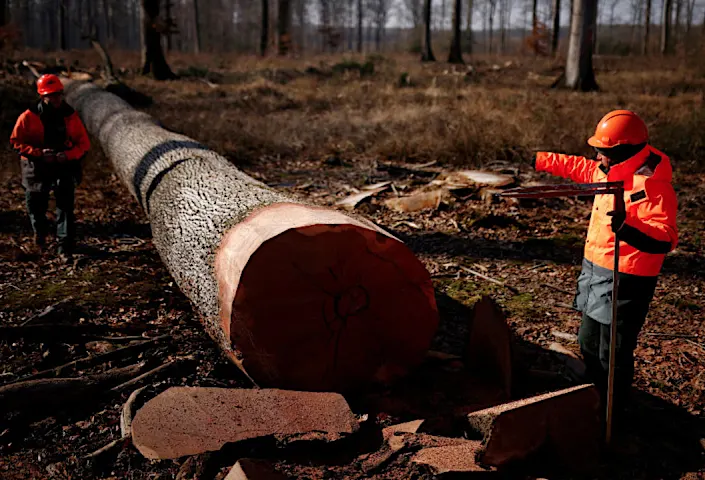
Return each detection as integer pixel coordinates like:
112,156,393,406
0,51,704,479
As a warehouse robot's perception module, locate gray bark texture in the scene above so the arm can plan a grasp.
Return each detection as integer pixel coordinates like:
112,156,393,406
64,81,289,352
448,0,463,63
564,0,598,91
421,0,435,61
62,81,439,392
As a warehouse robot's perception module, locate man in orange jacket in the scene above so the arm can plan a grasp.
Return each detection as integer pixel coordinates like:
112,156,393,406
535,110,678,416
10,74,90,262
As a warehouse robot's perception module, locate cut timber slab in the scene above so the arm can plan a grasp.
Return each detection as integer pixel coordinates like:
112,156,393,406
467,384,600,468
131,387,358,459
225,459,290,480
361,432,472,473
466,296,513,398
412,442,497,477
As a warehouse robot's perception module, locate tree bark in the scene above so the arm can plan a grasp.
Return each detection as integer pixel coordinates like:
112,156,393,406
193,0,201,54
643,0,651,55
101,0,112,44
357,0,363,52
140,0,176,80
448,0,463,62
551,0,561,55
465,0,474,54
260,0,269,56
58,0,66,50
532,0,538,30
63,81,439,393
674,0,682,45
661,0,672,54
0,0,5,26
421,0,435,61
277,0,291,55
564,0,598,91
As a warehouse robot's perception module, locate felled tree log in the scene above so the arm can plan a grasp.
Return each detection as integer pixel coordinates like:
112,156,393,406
63,80,439,392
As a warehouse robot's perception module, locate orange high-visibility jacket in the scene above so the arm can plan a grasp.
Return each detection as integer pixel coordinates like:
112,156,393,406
10,104,90,161
536,146,678,277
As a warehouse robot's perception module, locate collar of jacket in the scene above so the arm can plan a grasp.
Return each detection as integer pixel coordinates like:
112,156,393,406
598,145,650,181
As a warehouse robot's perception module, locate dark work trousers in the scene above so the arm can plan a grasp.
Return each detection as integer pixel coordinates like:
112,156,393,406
22,157,77,254
577,311,648,417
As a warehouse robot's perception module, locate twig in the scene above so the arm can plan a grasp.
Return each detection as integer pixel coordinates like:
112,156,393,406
18,334,170,381
542,283,574,295
554,302,579,312
110,355,194,393
460,266,520,294
685,339,705,353
120,386,147,438
22,60,41,79
644,332,699,339
84,437,127,460
20,297,74,326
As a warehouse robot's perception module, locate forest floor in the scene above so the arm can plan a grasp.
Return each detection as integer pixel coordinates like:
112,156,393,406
0,50,704,479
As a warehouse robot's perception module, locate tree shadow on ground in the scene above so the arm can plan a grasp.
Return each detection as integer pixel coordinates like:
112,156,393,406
350,292,705,479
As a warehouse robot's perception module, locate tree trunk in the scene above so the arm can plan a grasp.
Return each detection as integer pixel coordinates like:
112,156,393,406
421,0,435,61
642,0,651,55
277,0,291,55
58,0,66,50
140,0,176,79
193,0,201,54
674,0,682,46
532,0,538,29
357,0,363,52
101,0,112,44
164,0,172,51
448,0,463,62
661,0,672,54
0,0,5,26
564,0,598,91
62,81,439,393
465,0,473,54
260,0,269,56
551,0,560,55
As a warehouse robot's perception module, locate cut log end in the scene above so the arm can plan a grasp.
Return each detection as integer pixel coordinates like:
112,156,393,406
216,203,439,392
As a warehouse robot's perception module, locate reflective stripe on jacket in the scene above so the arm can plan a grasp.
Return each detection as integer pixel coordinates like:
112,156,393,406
536,145,678,277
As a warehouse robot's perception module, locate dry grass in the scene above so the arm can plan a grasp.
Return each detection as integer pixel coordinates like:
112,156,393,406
7,48,705,172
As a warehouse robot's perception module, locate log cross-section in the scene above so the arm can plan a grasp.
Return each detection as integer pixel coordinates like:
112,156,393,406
63,81,439,392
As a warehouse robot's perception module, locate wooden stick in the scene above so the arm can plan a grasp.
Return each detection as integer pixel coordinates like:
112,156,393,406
644,332,699,339
111,356,194,393
554,302,579,311
20,297,74,326
84,437,127,460
542,283,574,295
18,334,170,381
0,363,145,412
121,386,147,438
0,324,146,343
460,266,520,294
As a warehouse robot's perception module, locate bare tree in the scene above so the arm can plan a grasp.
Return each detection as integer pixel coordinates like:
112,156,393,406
58,0,66,50
448,0,463,62
193,0,201,54
674,0,682,45
551,0,560,55
0,0,5,26
564,0,598,91
499,0,513,53
421,0,435,60
278,0,291,54
661,0,672,54
486,0,497,54
403,0,423,26
466,0,474,53
261,0,269,55
140,0,176,80
643,0,651,54
368,0,392,51
357,0,363,51
532,0,538,29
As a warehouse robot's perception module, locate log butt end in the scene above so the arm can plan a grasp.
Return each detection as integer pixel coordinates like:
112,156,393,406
216,203,439,392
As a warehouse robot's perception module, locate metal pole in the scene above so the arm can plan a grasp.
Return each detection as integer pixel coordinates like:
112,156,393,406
605,187,625,445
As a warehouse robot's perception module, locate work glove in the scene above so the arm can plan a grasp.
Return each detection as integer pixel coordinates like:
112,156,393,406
606,210,626,233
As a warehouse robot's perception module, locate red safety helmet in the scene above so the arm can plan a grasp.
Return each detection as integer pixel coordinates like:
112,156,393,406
587,110,648,148
36,74,64,96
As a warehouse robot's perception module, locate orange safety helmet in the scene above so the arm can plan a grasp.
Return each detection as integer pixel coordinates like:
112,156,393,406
36,74,64,96
587,110,648,149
